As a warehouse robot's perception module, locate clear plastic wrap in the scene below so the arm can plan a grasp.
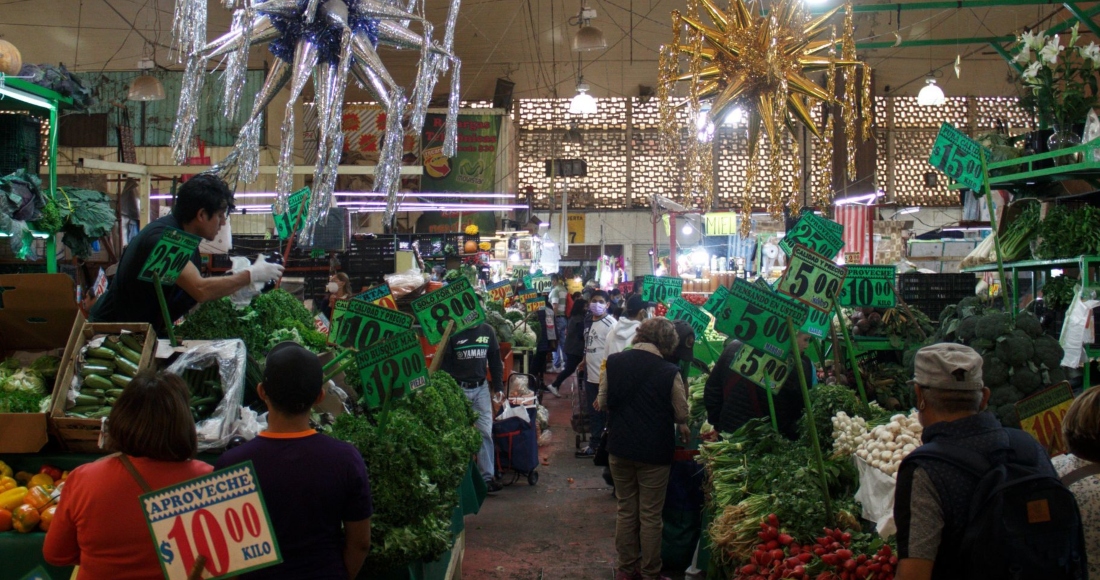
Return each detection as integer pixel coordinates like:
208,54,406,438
165,339,247,451
383,269,426,298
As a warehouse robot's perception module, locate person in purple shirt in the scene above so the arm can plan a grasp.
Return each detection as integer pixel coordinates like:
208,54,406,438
216,342,373,579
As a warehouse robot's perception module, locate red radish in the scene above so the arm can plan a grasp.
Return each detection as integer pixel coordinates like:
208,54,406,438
843,559,857,571
836,549,853,560
855,566,868,577
740,564,757,574
798,553,813,563
779,534,793,545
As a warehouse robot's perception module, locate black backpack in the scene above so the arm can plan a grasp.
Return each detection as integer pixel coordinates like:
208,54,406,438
904,429,1087,579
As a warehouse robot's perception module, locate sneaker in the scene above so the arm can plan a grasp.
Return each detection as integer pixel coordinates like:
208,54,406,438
575,447,596,459
485,479,503,493
547,385,562,398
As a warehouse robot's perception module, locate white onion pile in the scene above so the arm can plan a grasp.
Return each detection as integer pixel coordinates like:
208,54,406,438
853,411,923,478
830,411,868,457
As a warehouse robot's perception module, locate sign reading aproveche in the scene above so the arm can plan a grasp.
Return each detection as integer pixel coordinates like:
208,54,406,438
354,283,398,310
779,213,845,259
486,280,513,303
1016,382,1075,457
731,343,790,390
141,462,281,580
329,299,414,350
777,245,847,313
355,330,427,410
702,284,732,319
641,275,684,304
272,187,311,240
714,278,808,358
928,123,990,192
138,227,202,286
666,297,710,338
411,277,486,344
839,265,897,309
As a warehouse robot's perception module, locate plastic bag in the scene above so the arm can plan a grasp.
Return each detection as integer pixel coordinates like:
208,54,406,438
495,398,530,423
227,256,259,307
1060,286,1100,368
384,269,426,299
853,456,899,538
1085,109,1100,162
536,405,550,431
165,339,247,451
537,428,553,447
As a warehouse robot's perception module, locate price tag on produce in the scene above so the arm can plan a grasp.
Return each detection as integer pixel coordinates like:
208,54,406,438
777,245,847,313
779,212,845,259
138,227,202,286
839,265,897,309
140,462,281,580
928,123,990,192
411,277,486,344
329,298,414,350
1015,382,1074,457
702,284,732,318
354,283,398,310
355,330,428,409
730,343,790,390
525,296,547,313
486,280,514,304
272,187,311,240
641,275,683,304
524,275,552,293
714,278,808,358
666,297,710,338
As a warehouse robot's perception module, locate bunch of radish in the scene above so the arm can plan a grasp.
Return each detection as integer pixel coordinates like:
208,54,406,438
732,516,897,580
734,514,814,580
810,528,897,580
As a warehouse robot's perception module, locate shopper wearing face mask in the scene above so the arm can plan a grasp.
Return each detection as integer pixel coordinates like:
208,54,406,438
576,290,616,459
323,273,352,321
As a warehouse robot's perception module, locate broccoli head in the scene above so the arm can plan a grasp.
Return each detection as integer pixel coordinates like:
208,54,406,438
970,338,994,354
988,385,1022,407
1009,366,1042,395
958,296,984,318
938,304,957,324
994,330,1035,364
975,311,1011,341
957,316,979,342
1014,312,1044,338
1032,335,1064,369
995,403,1021,428
982,355,1009,387
1047,366,1067,385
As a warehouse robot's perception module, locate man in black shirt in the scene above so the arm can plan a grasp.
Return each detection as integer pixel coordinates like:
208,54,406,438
91,175,284,335
440,322,505,492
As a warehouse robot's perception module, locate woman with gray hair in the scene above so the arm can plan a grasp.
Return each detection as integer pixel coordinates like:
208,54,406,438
600,317,691,580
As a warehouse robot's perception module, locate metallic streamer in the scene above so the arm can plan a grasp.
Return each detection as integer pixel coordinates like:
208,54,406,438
172,0,208,63
408,22,436,131
861,65,873,141
350,30,397,107
842,1,858,181
275,38,320,210
201,15,278,61
380,88,409,230
443,59,460,157
170,53,207,164
222,4,255,119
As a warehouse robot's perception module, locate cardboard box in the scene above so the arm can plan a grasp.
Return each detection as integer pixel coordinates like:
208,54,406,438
0,274,80,453
50,321,157,453
907,241,944,258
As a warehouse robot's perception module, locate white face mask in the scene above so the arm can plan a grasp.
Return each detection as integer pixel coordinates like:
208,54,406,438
326,282,339,293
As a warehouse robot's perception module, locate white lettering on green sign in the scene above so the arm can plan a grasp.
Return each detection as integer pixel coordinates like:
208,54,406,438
355,330,427,410
137,227,202,286
928,123,990,192
714,278,808,358
410,278,486,344
642,275,683,304
839,265,897,309
777,245,847,313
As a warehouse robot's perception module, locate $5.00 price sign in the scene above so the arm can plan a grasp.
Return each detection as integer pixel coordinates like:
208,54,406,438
641,275,683,305
486,280,514,304
666,297,710,338
731,343,790,390
799,302,833,338
1015,382,1075,457
354,283,398,310
272,187,310,240
411,277,486,344
839,265,897,309
141,462,281,580
138,227,202,286
329,299,414,350
702,284,732,319
715,278,808,358
779,213,844,259
355,330,428,410
777,245,847,313
927,123,990,192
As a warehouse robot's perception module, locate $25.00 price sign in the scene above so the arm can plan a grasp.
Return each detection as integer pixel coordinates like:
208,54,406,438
354,283,398,310
928,123,990,192
330,299,414,350
141,461,281,580
641,275,683,305
1015,382,1075,457
486,280,514,304
731,343,790,390
411,277,486,344
777,245,846,313
839,265,897,309
779,212,844,259
666,297,710,338
138,227,202,286
715,278,808,358
356,330,428,410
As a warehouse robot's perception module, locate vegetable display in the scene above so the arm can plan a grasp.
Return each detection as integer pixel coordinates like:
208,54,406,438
64,333,145,419
688,374,708,431
177,289,323,356
1034,204,1100,259
852,412,922,478
0,355,57,413
0,463,68,535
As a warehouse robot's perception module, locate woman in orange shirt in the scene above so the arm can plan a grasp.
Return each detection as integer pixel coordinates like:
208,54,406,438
44,372,213,579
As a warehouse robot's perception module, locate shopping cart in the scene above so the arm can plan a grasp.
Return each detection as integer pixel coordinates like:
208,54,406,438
492,372,540,486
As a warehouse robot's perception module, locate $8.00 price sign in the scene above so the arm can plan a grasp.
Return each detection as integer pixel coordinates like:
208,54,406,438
486,280,514,304
777,245,847,313
411,277,486,344
1015,382,1075,457
641,275,683,305
355,330,427,409
714,278,808,358
779,213,844,259
928,123,989,192
141,462,281,580
354,283,398,310
666,297,710,338
329,299,414,350
839,265,897,309
138,227,202,286
731,343,790,390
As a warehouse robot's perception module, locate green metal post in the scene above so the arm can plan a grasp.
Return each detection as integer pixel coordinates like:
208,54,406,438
152,273,178,347
787,316,833,523
833,302,870,406
988,42,1024,73
1064,2,1100,37
323,355,358,384
45,234,57,274
322,348,354,372
981,150,1013,321
763,359,779,433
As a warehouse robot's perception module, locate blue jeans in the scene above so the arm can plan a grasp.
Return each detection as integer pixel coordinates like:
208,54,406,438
585,380,606,451
462,382,495,482
552,315,567,367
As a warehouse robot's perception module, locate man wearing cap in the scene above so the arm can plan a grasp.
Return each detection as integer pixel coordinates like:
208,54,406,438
548,274,569,372
894,343,1062,580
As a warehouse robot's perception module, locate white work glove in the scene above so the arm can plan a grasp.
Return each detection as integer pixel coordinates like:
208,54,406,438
247,254,284,292
227,256,258,307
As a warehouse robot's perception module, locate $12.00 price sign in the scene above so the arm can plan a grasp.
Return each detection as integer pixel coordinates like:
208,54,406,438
354,283,398,310
1015,382,1075,457
486,280,514,304
839,265,897,309
525,296,547,313
138,227,202,286
329,299,414,350
715,278,808,358
411,277,486,344
777,245,846,313
731,343,790,390
141,462,281,580
641,275,683,305
928,123,990,192
356,330,428,409
666,297,710,338
779,213,844,259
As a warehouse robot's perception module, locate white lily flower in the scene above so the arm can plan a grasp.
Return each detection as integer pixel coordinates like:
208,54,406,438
1023,30,1047,51
1082,42,1100,65
1070,23,1080,47
1040,35,1064,65
1014,43,1031,64
1022,61,1042,81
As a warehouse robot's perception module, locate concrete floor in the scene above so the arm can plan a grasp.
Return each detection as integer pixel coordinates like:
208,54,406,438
461,372,690,580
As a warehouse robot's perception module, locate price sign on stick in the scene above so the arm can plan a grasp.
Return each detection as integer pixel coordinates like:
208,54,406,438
272,187,311,240
486,280,514,304
731,343,790,390
1016,382,1075,457
777,245,847,313
354,283,398,310
928,123,990,192
702,284,732,318
329,299,414,350
839,265,897,309
138,227,202,286
641,275,684,304
779,213,845,259
799,302,833,338
523,275,552,293
355,330,428,409
667,297,710,338
411,277,486,344
714,278,808,358
141,462,281,580
525,296,547,313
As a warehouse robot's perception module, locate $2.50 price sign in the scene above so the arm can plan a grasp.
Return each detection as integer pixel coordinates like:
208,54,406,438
928,123,990,192
777,245,847,313
839,265,897,309
779,213,844,259
666,297,710,338
641,275,683,305
486,280,514,304
330,299,414,350
731,343,790,390
1015,382,1075,457
272,187,310,240
138,227,202,286
411,277,486,344
141,461,281,580
354,283,397,310
715,278,808,358
356,330,427,410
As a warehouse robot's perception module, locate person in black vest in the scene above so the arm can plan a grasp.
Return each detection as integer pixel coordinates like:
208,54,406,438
602,317,690,580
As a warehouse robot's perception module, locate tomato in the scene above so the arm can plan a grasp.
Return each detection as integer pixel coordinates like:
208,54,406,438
0,508,11,532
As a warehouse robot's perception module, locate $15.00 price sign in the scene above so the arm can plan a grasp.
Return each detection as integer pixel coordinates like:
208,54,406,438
666,297,710,338
356,330,428,409
928,123,990,192
354,283,398,310
1015,382,1075,457
777,245,846,313
329,299,414,350
715,278,808,358
731,343,790,390
141,462,281,580
702,284,732,320
486,280,514,304
138,228,202,286
641,275,683,305
411,277,486,344
839,265,897,309
779,213,844,259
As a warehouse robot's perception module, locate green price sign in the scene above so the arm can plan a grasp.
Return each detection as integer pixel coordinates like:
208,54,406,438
525,296,547,313
354,283,398,310
666,297,710,338
714,278,808,358
524,275,552,293
411,277,486,344
779,212,845,259
356,330,428,410
731,343,790,390
137,227,202,286
486,280,513,303
273,187,311,240
702,284,732,318
839,265,897,308
799,301,833,338
928,123,990,192
641,275,683,304
329,298,414,350
777,245,847,313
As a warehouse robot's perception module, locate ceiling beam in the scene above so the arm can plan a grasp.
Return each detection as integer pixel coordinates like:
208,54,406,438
988,42,1025,72
1064,2,1100,36
807,0,1099,15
